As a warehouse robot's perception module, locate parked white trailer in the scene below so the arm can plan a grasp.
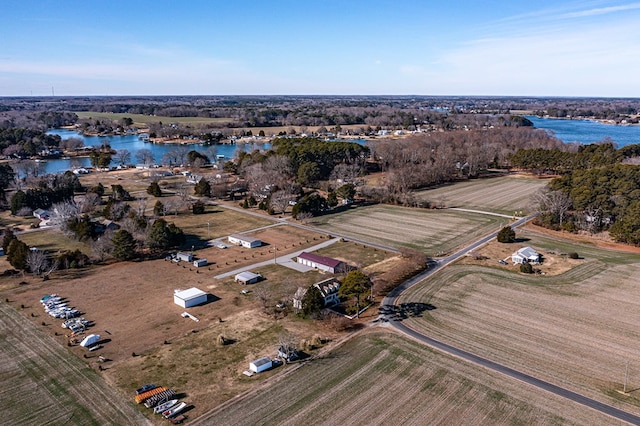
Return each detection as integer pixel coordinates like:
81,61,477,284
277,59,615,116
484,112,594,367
193,258,208,267
80,334,101,347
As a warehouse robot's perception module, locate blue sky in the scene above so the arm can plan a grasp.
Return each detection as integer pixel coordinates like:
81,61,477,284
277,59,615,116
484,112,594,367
1,0,639,96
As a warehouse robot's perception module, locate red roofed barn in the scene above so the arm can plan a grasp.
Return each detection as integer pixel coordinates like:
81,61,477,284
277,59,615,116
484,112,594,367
296,251,346,274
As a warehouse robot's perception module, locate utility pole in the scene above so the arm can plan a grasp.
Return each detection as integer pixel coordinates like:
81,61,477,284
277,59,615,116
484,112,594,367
624,360,630,393
274,245,277,264
207,222,210,239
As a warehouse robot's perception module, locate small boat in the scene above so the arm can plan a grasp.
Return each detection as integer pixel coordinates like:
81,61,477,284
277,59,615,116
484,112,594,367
163,402,187,419
154,399,178,414
135,384,157,395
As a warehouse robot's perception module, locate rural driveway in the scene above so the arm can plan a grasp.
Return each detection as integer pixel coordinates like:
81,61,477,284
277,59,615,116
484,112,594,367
382,214,640,425
213,237,341,279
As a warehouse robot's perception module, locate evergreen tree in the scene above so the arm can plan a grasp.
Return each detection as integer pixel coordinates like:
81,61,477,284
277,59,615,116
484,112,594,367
301,285,325,317
111,229,136,261
2,228,17,252
339,270,372,318
7,239,30,270
194,178,211,197
497,226,516,243
147,182,163,197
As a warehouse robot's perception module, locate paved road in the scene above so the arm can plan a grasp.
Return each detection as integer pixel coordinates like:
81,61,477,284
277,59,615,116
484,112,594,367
213,237,341,279
382,214,640,425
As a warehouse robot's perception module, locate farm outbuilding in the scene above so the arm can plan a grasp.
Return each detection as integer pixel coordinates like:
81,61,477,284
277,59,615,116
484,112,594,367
174,287,207,308
296,252,346,274
235,271,262,285
176,252,194,262
193,258,208,267
228,234,262,249
249,356,272,373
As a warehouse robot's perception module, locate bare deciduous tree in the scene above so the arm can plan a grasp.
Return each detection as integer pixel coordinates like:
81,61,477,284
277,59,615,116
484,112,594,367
26,250,49,276
114,149,131,166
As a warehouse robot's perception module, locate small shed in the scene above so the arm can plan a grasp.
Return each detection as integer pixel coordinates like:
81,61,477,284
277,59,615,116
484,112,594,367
193,258,208,268
176,252,194,262
235,271,262,285
249,356,272,373
174,287,207,308
228,234,262,249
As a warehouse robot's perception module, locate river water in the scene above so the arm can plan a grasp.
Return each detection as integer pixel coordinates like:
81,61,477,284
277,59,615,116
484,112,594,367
526,116,640,147
41,118,640,174
42,129,267,175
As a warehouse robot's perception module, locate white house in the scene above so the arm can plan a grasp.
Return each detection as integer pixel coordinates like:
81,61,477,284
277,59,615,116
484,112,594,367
511,247,540,264
314,278,341,306
174,287,207,308
296,252,346,274
235,271,262,285
228,234,262,249
293,278,341,310
249,356,272,373
33,208,49,220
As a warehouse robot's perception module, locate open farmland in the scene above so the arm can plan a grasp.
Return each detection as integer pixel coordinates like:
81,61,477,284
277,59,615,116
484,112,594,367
199,330,614,426
74,111,232,126
414,175,550,215
312,205,503,255
398,231,640,414
0,301,148,426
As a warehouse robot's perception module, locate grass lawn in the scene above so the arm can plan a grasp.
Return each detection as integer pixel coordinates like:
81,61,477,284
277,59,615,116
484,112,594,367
313,240,395,268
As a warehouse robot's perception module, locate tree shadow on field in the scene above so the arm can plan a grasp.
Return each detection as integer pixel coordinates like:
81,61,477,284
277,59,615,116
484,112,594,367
514,237,531,243
388,302,436,321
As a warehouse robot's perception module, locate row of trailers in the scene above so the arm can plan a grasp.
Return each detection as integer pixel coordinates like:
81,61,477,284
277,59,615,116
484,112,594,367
40,294,98,349
134,384,188,423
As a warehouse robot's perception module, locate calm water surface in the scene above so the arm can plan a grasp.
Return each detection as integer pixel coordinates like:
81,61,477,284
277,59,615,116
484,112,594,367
526,116,640,147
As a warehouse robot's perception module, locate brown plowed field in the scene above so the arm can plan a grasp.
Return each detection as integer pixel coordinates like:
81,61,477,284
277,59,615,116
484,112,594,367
398,234,640,415
0,301,149,426
196,329,618,426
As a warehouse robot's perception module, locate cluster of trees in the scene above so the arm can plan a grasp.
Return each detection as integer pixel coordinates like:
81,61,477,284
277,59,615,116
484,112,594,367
1,229,88,275
368,127,562,205
522,143,640,245
509,142,640,175
10,171,82,214
0,127,62,157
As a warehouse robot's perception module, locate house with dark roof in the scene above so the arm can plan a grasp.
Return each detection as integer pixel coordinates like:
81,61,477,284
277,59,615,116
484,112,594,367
296,252,346,274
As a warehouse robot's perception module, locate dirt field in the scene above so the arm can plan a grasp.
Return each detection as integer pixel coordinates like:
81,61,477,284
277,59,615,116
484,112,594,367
414,175,550,215
1,221,395,423
398,231,640,414
311,205,503,255
198,329,616,426
0,301,149,426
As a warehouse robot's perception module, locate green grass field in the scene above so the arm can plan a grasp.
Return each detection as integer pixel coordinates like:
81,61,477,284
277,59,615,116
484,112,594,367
74,111,231,126
312,205,504,255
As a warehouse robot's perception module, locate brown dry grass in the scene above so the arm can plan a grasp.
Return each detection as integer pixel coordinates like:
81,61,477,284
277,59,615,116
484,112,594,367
200,329,614,426
399,232,640,415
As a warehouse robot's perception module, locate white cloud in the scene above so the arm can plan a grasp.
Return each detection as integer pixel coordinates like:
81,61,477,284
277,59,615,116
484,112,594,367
561,2,640,18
